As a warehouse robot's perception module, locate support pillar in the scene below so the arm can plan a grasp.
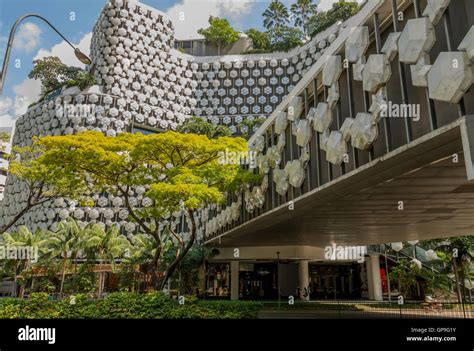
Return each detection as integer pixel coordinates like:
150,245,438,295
367,254,383,301
298,260,309,300
366,258,374,300
230,261,239,301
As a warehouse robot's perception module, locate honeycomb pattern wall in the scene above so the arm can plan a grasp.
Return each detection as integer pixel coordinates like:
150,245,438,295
0,0,341,234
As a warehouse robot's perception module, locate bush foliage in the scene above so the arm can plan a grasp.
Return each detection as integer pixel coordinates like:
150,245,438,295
0,292,262,319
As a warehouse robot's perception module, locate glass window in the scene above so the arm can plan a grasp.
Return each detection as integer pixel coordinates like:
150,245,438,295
182,40,192,49
205,263,230,298
131,125,163,135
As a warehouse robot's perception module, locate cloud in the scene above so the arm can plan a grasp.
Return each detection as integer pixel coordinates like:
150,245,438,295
0,31,92,128
218,0,253,18
34,32,92,68
166,0,253,39
0,114,16,128
317,0,364,11
12,78,42,116
13,22,42,53
0,97,13,115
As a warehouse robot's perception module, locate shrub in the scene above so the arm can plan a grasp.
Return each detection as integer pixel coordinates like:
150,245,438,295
0,292,262,319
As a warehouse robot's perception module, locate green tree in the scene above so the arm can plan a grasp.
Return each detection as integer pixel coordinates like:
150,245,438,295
388,259,419,298
28,56,96,96
1,226,51,297
198,17,240,55
32,131,256,290
163,243,204,295
0,132,10,143
178,116,231,139
245,29,271,54
82,224,131,297
238,117,266,139
306,1,360,37
48,219,87,295
270,26,304,52
428,236,474,302
124,233,162,291
290,0,318,34
1,144,88,234
263,0,290,30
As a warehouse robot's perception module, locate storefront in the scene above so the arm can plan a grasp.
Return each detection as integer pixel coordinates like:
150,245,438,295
238,263,278,300
205,263,230,298
205,261,279,300
308,262,363,299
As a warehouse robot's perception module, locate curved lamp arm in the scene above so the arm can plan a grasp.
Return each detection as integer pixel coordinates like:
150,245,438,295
0,13,92,95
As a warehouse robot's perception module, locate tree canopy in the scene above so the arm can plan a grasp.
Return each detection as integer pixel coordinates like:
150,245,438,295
30,130,256,289
177,116,231,139
0,132,10,143
270,26,305,52
263,0,290,30
262,0,305,52
306,1,360,37
290,0,318,34
245,29,271,54
28,56,96,96
198,16,240,55
1,143,89,234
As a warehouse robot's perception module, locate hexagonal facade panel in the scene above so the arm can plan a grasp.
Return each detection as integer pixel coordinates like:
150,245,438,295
322,55,343,87
350,112,378,151
345,26,369,63
422,0,451,25
362,54,392,93
295,119,312,147
398,17,436,64
311,103,333,133
285,159,305,188
381,32,401,61
427,51,474,103
326,131,347,165
458,26,474,62
410,55,432,87
287,96,304,121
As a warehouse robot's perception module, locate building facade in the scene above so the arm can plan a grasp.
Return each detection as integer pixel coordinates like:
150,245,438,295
0,0,341,234
0,128,12,202
1,0,474,301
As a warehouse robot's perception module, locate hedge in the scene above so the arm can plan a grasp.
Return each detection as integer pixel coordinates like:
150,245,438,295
0,292,262,319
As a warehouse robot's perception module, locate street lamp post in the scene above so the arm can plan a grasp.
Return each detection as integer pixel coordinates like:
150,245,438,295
0,13,92,95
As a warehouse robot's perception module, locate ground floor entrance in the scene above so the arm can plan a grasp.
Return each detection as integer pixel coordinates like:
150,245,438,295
205,259,371,301
308,262,363,300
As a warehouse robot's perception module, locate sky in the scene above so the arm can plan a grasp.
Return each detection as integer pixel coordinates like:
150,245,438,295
0,0,356,128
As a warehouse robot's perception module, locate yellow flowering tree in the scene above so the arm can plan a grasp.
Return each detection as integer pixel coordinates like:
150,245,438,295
1,145,88,234
34,131,255,289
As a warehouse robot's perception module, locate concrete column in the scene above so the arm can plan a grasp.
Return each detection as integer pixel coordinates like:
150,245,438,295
298,260,309,300
230,261,239,301
366,258,374,300
367,254,383,301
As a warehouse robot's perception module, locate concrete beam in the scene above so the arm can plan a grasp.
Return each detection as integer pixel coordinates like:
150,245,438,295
460,116,474,180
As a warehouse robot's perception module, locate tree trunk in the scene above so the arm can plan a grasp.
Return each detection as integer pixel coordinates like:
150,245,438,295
150,245,162,290
160,211,197,290
452,259,463,303
13,262,21,298
98,272,102,297
98,253,106,298
59,255,67,295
